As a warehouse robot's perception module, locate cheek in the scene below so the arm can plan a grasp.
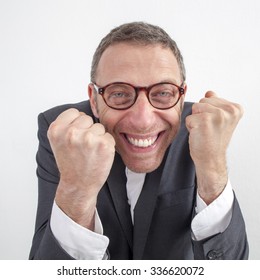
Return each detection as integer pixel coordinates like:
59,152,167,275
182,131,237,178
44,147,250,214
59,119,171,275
162,109,183,143
98,109,121,135
93,98,111,122
164,107,182,128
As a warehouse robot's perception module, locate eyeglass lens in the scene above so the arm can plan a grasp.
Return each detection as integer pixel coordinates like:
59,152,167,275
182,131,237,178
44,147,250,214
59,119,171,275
103,83,181,109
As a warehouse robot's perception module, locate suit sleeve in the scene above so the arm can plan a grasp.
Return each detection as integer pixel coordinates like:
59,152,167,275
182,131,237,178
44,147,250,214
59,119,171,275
192,194,249,260
29,112,74,259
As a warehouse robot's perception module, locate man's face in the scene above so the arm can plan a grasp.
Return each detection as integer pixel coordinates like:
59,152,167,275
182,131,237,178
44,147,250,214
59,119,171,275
88,43,186,173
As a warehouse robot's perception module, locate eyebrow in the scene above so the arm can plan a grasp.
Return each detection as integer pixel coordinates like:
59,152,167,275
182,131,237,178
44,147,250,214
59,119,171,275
158,78,181,85
123,78,182,86
95,78,183,89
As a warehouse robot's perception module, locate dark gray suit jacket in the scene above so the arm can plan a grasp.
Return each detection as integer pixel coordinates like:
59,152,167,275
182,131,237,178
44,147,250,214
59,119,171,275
29,101,249,260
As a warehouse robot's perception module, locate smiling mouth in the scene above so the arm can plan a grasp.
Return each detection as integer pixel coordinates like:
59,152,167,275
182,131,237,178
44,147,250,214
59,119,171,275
124,133,160,148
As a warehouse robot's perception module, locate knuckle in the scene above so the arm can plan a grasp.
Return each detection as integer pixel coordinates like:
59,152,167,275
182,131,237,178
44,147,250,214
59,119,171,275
47,122,60,141
200,113,215,129
215,107,225,120
192,102,208,114
82,130,95,145
100,134,113,148
191,102,200,113
185,115,192,129
81,114,94,125
236,103,244,118
201,113,211,123
95,134,115,154
99,139,110,151
225,102,244,119
66,126,80,145
93,123,105,133
59,108,80,121
66,108,80,116
105,132,116,146
84,131,107,150
199,97,208,104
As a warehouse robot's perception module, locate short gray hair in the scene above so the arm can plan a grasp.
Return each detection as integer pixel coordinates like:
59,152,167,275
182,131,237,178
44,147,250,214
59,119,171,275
90,22,186,83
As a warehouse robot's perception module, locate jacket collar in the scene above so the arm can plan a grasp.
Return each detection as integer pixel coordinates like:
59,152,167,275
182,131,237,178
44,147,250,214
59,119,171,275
107,152,133,251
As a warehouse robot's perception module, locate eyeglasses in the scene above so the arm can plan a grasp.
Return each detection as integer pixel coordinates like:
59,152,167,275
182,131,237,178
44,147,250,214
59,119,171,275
92,82,185,110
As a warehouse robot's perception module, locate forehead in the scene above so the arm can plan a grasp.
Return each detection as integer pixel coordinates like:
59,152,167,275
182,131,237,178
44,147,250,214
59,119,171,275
95,43,181,86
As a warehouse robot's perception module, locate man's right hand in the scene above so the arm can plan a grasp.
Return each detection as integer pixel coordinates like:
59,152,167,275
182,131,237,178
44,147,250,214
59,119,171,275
47,108,115,230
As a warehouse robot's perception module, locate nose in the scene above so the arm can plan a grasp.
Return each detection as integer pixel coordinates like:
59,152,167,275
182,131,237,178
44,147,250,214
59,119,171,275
127,91,156,131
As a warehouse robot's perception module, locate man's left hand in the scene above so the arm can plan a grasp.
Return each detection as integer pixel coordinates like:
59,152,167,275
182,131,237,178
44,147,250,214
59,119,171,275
185,91,243,204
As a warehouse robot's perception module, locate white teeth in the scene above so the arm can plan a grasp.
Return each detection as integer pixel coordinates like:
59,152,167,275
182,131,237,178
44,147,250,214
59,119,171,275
127,136,158,148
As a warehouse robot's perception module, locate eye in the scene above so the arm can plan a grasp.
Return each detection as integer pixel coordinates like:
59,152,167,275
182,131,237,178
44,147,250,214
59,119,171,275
108,91,132,99
106,84,133,98
149,87,177,106
150,91,173,98
106,90,135,107
157,91,172,97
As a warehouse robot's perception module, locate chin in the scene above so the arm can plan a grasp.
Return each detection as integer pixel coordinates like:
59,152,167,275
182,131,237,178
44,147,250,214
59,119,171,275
124,158,163,174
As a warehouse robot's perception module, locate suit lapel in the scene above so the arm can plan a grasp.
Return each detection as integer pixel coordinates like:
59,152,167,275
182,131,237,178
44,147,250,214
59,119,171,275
133,151,168,259
107,152,133,251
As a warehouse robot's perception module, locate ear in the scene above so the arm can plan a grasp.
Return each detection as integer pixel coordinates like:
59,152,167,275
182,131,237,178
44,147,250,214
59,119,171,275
88,83,99,118
183,83,187,96
180,83,187,104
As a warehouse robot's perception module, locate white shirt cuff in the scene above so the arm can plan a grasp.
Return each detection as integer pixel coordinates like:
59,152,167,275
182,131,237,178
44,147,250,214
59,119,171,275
191,180,234,241
50,201,109,260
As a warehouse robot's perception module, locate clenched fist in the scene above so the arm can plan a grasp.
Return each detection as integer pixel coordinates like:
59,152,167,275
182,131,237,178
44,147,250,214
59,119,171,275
47,108,115,229
185,92,243,204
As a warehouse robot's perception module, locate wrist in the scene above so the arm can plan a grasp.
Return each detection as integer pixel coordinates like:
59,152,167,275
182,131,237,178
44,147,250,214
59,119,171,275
195,162,228,205
55,180,99,230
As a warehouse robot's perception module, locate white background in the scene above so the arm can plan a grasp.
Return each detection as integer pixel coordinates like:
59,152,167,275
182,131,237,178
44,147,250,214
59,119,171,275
0,0,259,260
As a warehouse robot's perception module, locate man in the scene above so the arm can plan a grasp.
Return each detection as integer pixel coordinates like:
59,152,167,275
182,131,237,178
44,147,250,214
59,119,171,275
29,22,248,260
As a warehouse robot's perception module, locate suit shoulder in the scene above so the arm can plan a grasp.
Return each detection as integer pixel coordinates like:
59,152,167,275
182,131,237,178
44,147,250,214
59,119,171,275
39,100,94,125
175,101,193,140
182,102,193,120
